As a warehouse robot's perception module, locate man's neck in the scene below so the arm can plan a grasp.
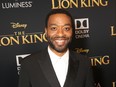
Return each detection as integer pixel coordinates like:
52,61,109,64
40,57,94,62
48,46,68,57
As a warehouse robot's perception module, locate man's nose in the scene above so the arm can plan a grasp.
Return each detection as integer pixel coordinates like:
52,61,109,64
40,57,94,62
57,29,64,36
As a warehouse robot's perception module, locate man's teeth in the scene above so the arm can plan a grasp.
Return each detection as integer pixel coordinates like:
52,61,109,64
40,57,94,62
55,40,65,42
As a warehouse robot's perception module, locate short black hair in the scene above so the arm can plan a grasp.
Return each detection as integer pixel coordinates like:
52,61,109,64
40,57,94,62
45,9,74,28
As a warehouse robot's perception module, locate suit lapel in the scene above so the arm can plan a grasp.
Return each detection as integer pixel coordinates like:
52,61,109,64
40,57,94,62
64,51,79,87
37,49,61,87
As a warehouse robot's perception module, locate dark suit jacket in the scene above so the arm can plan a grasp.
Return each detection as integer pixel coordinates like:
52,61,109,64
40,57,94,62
18,48,95,87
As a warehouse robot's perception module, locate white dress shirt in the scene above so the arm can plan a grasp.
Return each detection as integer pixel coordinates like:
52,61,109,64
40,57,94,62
48,46,69,87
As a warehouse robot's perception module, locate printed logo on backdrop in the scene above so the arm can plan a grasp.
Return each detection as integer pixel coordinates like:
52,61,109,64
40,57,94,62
51,0,109,9
112,81,116,87
11,22,27,29
94,83,102,87
74,18,90,39
16,54,30,74
0,22,47,47
1,0,33,9
111,26,116,36
95,81,116,87
75,48,89,54
90,55,110,66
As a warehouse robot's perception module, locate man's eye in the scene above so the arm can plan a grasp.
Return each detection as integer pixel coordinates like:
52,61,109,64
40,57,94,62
51,27,57,31
64,27,70,31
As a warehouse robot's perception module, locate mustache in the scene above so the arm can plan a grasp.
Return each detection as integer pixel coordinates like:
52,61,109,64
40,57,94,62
54,36,68,40
54,36,67,39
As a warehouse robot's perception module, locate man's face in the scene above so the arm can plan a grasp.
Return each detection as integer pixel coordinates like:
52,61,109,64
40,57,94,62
45,13,73,53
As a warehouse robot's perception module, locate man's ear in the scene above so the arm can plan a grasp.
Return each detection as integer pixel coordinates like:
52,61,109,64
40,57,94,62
45,28,47,34
45,28,47,38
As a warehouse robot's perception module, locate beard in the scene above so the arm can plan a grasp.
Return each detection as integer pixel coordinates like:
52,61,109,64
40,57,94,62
47,35,72,53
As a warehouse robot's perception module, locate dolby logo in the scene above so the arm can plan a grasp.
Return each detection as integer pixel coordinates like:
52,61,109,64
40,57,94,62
16,54,30,74
74,18,90,39
75,18,89,30
16,54,30,66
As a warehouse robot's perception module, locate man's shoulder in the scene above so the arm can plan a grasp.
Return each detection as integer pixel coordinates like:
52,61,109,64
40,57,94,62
70,50,89,61
70,50,85,57
70,50,91,66
21,48,47,63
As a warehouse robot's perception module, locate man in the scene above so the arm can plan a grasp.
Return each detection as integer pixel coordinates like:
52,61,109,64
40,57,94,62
18,9,95,87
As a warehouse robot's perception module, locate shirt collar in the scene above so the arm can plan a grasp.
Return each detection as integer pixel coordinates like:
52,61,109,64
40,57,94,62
48,46,69,65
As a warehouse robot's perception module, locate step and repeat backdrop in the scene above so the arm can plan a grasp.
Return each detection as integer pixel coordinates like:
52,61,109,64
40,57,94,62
0,0,116,87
